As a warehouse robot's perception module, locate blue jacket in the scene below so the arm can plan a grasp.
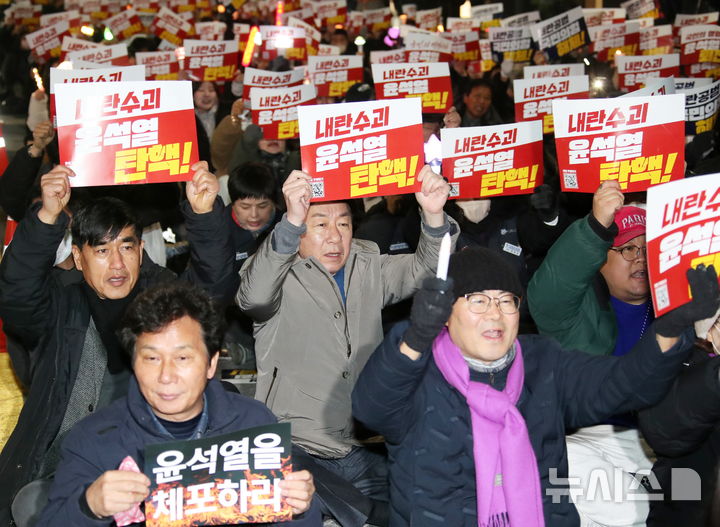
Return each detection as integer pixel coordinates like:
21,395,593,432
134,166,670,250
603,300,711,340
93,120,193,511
352,322,692,527
38,377,321,526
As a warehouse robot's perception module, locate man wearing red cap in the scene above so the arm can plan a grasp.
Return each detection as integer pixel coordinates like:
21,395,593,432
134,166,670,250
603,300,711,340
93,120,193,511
527,180,654,527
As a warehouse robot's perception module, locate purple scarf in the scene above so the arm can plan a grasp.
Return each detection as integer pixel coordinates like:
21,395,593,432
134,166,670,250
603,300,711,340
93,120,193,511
432,328,545,527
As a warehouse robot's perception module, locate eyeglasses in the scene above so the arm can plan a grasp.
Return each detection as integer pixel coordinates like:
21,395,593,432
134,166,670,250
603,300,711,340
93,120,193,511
464,293,521,315
609,244,647,262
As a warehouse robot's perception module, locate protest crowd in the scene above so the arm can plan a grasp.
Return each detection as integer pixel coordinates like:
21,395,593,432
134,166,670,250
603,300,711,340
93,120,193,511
3,0,720,526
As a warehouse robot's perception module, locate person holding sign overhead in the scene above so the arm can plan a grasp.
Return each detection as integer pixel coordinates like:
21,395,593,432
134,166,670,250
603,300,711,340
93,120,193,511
237,165,458,525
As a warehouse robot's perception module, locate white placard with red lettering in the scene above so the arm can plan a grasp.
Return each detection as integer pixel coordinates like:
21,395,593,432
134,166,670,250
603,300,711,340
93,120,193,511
314,0,347,28
523,63,585,79
182,40,238,82
403,32,453,63
502,10,541,27
67,43,131,66
152,7,192,47
105,9,144,41
621,76,676,97
639,24,673,54
589,22,641,60
26,20,70,63
370,49,407,64
674,12,719,35
195,21,227,41
250,84,316,140
553,95,685,193
243,67,305,102
488,26,536,63
680,25,720,65
446,17,481,33
371,62,452,114
40,9,81,30
364,7,392,32
621,0,661,20
415,7,442,31
583,8,627,26
513,75,589,134
61,36,102,60
55,80,198,187
441,32,480,62
531,7,590,60
308,56,363,98
647,173,720,316
615,54,680,90
135,51,180,80
288,16,321,57
318,44,341,56
441,121,543,199
297,98,424,201
259,25,307,62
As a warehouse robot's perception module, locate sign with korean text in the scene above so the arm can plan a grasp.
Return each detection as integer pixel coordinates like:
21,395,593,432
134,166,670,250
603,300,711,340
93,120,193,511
318,44,341,56
531,7,590,60
242,67,305,101
502,10,540,28
621,0,661,19
106,9,144,41
680,25,720,65
523,63,585,79
136,51,180,80
415,7,442,31
441,31,480,62
250,84,316,140
553,95,685,193
183,40,238,82
446,17,481,33
67,43,131,66
298,98,424,200
288,16,320,57
646,174,720,316
639,24,673,54
259,26,306,62
39,9,80,30
195,21,227,41
371,62,452,113
675,77,713,91
616,54,680,90
471,3,503,30
621,76,675,97
152,7,193,47
55,80,198,187
441,121,543,198
370,49,407,64
589,22,640,60
403,32,453,63
308,56,363,98
134,0,160,13
683,80,720,135
674,12,719,36
513,75,589,134
686,62,720,78
314,0,346,28
488,26,536,63
364,7,392,32
144,423,293,526
26,20,69,62
582,8,626,27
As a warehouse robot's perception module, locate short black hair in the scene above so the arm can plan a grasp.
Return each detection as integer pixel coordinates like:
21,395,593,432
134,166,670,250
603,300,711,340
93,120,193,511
71,197,142,248
228,162,278,203
464,78,494,97
118,282,224,360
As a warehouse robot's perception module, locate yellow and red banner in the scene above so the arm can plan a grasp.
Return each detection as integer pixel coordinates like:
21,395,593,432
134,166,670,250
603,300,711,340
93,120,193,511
615,54,680,91
152,7,194,48
513,75,589,134
639,24,674,55
136,51,181,80
674,12,719,36
195,21,227,41
308,56,363,98
441,31,480,62
287,16,321,57
415,7,442,31
441,120,544,198
66,43,131,67
680,25,720,65
582,8,627,27
314,0,347,28
298,98,424,200
589,22,640,61
621,0,661,20
39,9,80,35
26,20,70,63
647,173,720,317
56,80,198,187
553,94,685,193
250,84,316,140
371,62,452,114
258,25,307,62
183,40,238,82
242,67,305,102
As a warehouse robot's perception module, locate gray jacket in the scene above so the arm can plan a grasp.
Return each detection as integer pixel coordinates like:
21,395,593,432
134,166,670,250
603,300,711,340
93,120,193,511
237,214,458,457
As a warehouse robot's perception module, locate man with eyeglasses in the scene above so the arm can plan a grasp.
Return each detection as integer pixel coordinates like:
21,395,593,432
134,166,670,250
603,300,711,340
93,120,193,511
352,246,719,527
526,180,655,527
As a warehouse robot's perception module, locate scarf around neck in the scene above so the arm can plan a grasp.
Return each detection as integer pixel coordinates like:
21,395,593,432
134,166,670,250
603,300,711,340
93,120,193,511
432,328,545,527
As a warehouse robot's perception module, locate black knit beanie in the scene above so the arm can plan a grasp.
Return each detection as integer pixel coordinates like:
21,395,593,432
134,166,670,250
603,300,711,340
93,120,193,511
448,247,523,299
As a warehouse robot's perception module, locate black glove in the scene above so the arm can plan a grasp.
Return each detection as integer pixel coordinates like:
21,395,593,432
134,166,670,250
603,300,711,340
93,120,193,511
655,264,720,338
530,184,559,223
403,276,456,353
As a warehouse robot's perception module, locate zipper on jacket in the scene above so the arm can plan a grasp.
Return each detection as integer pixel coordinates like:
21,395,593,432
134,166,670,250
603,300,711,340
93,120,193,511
489,372,495,386
264,367,278,406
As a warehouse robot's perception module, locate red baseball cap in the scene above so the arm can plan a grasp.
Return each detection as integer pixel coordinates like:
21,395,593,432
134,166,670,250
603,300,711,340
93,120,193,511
613,206,646,247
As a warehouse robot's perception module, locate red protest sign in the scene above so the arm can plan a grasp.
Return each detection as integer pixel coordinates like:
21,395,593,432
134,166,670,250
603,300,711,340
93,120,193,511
647,174,720,316
582,8,627,27
588,22,640,61
258,26,307,62
369,49,408,64
66,43,131,66
523,63,586,79
364,7,392,32
680,25,720,65
60,36,102,61
105,9,144,41
183,40,238,82
513,75,589,134
308,55,363,98
26,20,70,63
441,120,544,198
415,7,442,31
441,31,480,62
615,54,680,91
39,10,81,34
639,24,674,55
553,94,685,193
371,62,452,114
152,7,193,47
403,32,453,63
298,98,424,201
55,80,198,187
250,84,316,140
315,0,347,28
242,67,305,102
136,51,181,80
674,12,719,36
621,0,661,20
446,17,481,33
287,16,321,57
